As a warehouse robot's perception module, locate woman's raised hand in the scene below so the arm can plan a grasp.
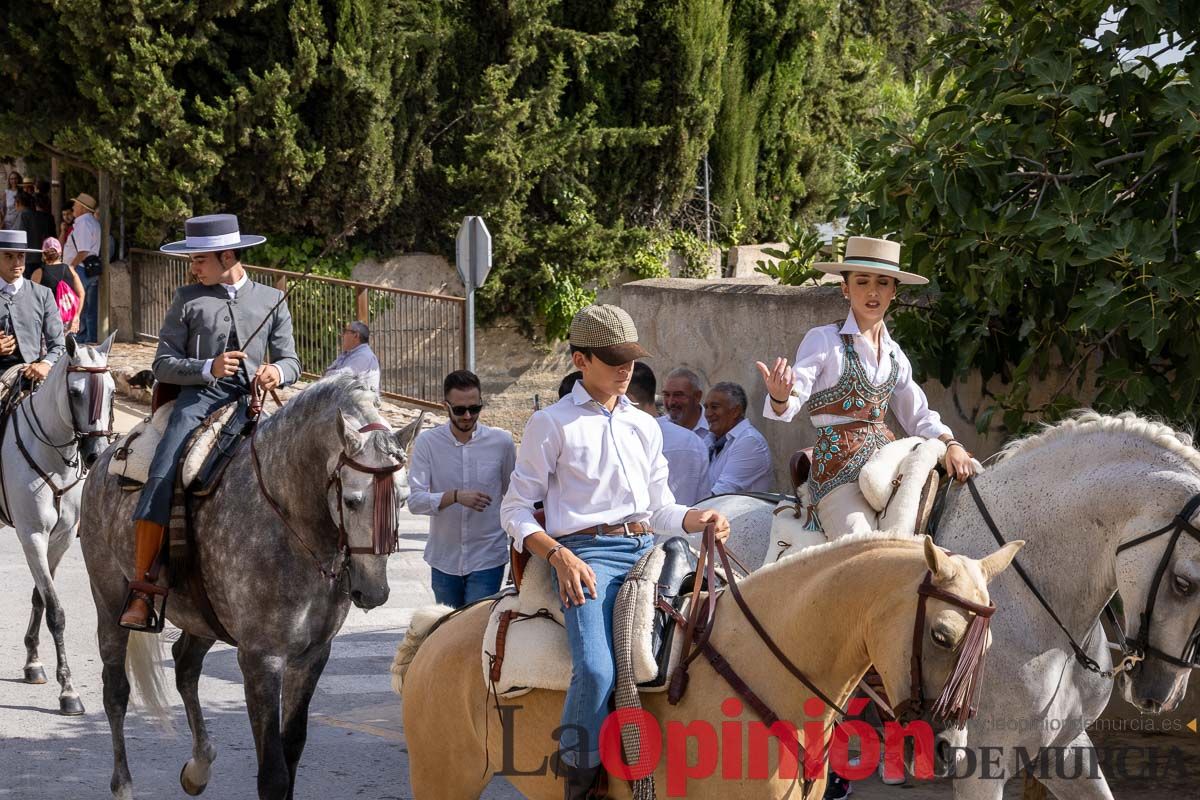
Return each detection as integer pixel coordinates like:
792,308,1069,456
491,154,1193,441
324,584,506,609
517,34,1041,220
755,357,795,403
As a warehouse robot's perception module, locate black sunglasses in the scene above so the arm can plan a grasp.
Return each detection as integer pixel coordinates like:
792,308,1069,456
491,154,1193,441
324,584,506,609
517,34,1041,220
447,403,483,417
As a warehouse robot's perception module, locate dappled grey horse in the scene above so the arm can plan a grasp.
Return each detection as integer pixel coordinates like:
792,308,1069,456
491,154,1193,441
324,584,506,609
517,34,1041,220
79,374,422,800
719,412,1200,799
0,334,116,715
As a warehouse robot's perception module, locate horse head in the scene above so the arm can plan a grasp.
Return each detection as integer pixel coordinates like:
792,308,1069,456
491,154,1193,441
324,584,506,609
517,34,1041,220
329,406,425,610
868,537,1022,770
63,332,117,468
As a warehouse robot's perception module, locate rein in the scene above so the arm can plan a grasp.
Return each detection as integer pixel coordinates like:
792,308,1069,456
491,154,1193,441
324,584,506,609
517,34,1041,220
963,476,1200,675
251,418,404,585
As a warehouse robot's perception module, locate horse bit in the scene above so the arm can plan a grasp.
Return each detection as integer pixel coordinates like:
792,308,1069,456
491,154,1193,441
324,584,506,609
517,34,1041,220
967,477,1200,678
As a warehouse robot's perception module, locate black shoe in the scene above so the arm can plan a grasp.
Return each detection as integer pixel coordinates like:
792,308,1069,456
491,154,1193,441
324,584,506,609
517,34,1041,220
824,771,851,800
562,763,601,800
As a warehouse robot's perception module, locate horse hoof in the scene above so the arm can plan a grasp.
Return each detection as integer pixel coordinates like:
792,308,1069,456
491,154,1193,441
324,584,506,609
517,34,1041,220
24,665,47,684
59,695,85,716
181,762,209,796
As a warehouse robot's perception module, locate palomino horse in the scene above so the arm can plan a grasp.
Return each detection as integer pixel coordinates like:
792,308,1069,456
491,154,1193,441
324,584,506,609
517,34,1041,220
0,334,116,715
714,411,1200,799
396,533,1024,798
79,375,421,800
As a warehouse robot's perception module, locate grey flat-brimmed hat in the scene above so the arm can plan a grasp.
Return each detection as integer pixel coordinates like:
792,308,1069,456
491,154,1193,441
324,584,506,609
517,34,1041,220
161,213,266,254
0,229,43,254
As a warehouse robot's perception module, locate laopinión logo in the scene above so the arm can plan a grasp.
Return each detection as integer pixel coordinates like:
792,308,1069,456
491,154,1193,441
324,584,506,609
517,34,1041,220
493,699,1194,795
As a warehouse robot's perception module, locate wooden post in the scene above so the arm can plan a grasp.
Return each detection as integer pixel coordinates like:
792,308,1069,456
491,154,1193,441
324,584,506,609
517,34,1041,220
97,169,112,340
50,156,62,223
275,276,288,292
356,286,369,323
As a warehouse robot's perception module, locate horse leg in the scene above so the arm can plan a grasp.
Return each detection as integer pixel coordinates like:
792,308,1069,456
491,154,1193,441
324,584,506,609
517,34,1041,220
174,632,218,796
96,613,135,800
22,587,47,684
1031,731,1115,800
239,649,290,800
44,531,84,715
280,642,332,799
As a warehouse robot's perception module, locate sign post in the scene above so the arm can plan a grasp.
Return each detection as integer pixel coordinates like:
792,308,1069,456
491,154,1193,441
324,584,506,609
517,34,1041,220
455,216,492,373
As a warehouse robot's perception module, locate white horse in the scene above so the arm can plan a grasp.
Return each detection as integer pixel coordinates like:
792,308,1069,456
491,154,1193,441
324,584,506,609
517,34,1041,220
716,411,1200,799
0,334,116,714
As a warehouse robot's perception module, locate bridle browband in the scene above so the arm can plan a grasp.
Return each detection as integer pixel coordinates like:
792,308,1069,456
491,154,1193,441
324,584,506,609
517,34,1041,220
252,418,405,585
966,476,1200,676
67,364,116,437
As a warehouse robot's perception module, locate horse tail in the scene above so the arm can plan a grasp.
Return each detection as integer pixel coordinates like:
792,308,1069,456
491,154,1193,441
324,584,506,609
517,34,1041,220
125,631,174,728
391,604,456,696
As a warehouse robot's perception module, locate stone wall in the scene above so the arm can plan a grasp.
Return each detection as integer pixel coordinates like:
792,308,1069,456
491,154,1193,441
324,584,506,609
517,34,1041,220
621,278,1041,491
107,260,135,343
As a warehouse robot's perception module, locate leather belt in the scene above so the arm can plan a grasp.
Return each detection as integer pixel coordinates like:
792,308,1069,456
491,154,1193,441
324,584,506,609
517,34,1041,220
566,521,653,538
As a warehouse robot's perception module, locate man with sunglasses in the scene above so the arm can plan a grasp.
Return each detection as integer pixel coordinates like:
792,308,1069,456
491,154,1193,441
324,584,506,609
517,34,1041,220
407,369,516,607
324,320,380,398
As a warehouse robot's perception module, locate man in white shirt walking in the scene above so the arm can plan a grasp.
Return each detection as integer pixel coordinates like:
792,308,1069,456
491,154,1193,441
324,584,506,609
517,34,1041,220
704,381,774,495
324,320,381,398
408,370,515,607
62,193,101,344
626,361,709,507
500,304,730,799
662,366,712,444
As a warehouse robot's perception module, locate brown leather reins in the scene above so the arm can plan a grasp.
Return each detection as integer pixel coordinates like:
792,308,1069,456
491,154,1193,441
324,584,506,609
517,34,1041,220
662,526,998,789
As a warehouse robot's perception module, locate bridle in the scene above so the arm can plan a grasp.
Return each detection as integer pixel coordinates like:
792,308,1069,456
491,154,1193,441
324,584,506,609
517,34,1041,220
66,364,116,440
1113,493,1200,670
966,476,1200,677
661,525,997,796
252,419,406,585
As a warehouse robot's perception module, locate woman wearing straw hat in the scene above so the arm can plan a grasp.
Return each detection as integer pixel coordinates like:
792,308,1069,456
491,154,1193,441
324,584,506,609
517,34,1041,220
755,236,977,542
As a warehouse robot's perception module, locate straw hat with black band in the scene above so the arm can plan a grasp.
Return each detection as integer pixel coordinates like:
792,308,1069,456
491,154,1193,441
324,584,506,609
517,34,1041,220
569,304,651,366
813,236,927,286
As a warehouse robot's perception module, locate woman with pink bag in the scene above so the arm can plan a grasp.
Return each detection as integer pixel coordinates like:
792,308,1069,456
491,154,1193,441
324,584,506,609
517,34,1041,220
30,237,86,335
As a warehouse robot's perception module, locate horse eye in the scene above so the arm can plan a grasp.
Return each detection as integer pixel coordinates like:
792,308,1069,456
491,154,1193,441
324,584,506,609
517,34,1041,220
1173,575,1193,596
345,496,364,511
69,388,83,399
931,628,953,649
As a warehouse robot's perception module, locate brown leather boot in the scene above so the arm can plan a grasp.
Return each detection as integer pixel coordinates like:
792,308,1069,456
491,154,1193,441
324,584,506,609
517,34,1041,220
118,521,166,630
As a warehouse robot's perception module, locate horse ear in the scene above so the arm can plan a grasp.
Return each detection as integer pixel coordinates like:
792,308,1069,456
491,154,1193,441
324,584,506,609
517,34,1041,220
980,540,1025,584
336,410,365,453
97,331,117,357
923,535,956,582
395,411,427,453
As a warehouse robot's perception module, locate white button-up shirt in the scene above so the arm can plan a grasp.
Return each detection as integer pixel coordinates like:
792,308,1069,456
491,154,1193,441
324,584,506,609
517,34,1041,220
501,381,690,551
407,422,516,575
656,415,709,506
201,273,249,382
705,417,773,496
325,342,381,398
63,212,100,265
763,312,952,439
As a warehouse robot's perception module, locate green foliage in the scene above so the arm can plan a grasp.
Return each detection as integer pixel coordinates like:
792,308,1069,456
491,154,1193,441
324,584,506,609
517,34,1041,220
630,229,714,279
754,225,829,286
845,0,1200,432
253,235,373,279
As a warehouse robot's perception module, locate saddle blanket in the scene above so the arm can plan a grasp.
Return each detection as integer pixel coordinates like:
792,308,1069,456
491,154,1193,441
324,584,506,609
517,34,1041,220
482,546,685,698
766,436,955,564
108,400,239,488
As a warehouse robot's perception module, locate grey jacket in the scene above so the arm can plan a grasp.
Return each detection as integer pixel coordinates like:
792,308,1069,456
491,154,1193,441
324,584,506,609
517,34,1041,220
153,280,302,387
0,280,66,366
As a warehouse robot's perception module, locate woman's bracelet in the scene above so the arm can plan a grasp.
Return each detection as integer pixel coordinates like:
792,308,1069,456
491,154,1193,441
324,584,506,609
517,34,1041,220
547,544,566,564
770,393,791,405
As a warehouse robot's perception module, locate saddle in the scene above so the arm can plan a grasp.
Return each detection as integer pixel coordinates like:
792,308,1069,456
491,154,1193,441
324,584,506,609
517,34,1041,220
482,537,695,697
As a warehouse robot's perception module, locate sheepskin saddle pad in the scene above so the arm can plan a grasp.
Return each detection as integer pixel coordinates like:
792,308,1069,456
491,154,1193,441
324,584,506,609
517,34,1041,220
482,537,694,698
108,400,239,489
766,437,951,564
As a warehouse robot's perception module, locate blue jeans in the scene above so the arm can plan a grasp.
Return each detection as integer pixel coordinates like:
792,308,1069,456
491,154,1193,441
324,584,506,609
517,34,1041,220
551,533,654,769
430,564,506,608
75,267,99,343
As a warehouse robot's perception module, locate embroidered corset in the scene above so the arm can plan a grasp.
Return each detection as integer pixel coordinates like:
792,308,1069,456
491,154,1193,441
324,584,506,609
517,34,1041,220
805,334,899,502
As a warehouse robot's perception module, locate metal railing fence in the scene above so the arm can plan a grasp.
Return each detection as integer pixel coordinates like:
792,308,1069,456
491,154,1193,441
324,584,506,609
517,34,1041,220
129,248,466,410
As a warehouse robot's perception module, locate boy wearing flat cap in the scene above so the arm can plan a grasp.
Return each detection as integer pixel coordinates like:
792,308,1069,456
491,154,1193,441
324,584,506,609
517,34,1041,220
500,303,731,799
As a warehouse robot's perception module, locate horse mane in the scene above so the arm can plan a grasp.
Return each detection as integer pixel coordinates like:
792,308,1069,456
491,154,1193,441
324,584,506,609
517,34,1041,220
272,373,381,424
994,409,1200,473
749,530,923,582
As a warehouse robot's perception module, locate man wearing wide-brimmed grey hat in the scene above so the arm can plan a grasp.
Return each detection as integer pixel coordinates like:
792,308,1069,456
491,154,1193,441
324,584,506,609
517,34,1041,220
0,229,65,384
120,213,301,630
